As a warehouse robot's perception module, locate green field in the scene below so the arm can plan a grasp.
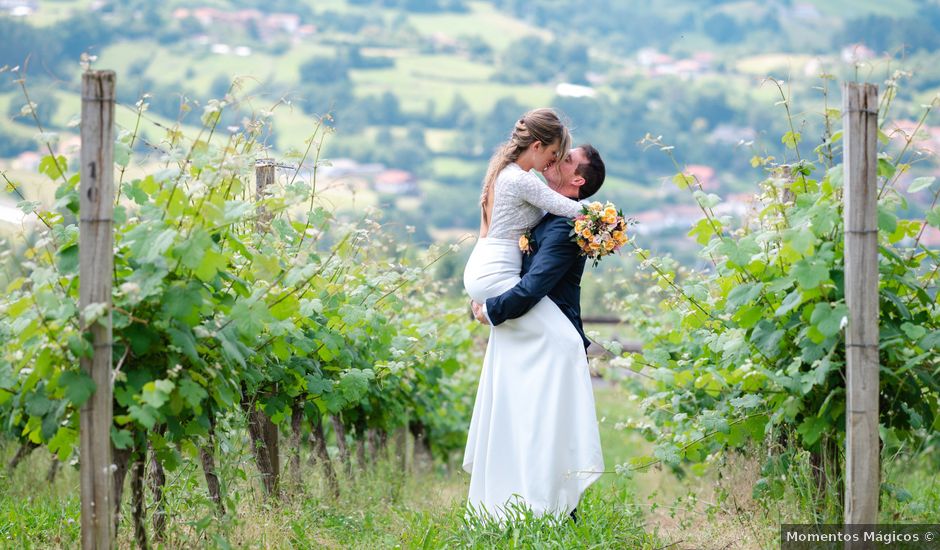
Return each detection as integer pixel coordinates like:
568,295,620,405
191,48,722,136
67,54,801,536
407,1,551,50
351,54,554,113
802,0,919,17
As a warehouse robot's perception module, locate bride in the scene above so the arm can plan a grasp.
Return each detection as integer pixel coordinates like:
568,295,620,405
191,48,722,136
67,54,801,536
462,108,604,520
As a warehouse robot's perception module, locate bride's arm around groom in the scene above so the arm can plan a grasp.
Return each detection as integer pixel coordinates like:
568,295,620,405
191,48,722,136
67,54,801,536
475,214,591,349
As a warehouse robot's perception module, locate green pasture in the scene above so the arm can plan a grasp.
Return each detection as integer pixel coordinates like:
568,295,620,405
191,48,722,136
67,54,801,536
406,1,551,51
801,0,919,17
350,54,553,114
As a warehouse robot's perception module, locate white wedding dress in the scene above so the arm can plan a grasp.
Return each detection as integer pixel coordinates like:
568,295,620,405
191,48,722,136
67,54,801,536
462,163,605,520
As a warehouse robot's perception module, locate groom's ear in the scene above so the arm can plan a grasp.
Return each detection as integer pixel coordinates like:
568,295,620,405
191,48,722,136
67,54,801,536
570,174,586,188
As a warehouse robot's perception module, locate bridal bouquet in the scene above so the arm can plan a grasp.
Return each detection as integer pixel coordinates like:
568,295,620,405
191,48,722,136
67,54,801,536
569,201,631,266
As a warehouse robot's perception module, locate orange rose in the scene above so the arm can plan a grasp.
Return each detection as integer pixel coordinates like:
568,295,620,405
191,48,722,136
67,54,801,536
518,235,531,253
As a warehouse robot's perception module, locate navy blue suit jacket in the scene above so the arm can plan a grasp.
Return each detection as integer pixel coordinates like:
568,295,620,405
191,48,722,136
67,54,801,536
484,214,590,349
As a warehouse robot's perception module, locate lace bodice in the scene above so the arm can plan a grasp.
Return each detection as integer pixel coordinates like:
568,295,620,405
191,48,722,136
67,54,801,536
485,163,583,239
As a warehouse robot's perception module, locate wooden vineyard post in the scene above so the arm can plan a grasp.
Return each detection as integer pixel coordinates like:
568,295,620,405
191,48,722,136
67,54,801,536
248,158,280,498
79,70,116,550
842,82,880,526
255,158,275,225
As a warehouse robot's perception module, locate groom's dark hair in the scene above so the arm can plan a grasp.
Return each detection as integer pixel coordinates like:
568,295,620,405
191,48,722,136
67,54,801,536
576,143,605,199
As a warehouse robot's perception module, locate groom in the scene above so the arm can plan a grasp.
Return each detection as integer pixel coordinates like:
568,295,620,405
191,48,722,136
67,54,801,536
471,143,606,350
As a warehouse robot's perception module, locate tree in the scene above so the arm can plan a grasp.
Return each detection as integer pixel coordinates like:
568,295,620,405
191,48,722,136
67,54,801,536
464,97,528,157
299,56,350,85
53,12,114,61
210,75,233,100
460,35,493,62
0,127,33,157
7,88,59,127
703,12,743,44
437,93,473,128
406,123,426,147
0,17,54,69
495,36,589,84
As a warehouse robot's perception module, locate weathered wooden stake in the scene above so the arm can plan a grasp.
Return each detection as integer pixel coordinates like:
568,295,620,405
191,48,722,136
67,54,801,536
199,422,225,515
330,415,352,475
148,445,167,541
249,158,281,498
289,400,304,490
842,82,880,525
80,70,115,550
310,413,340,498
256,157,275,224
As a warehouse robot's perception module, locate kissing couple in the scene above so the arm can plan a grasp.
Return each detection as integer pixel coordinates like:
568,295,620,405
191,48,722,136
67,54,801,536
462,107,609,522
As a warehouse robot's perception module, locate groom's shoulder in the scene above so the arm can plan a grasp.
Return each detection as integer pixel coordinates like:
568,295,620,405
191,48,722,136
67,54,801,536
538,213,573,232
536,214,575,241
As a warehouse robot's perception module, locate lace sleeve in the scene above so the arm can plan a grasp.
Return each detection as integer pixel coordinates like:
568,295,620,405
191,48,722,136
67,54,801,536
510,171,583,218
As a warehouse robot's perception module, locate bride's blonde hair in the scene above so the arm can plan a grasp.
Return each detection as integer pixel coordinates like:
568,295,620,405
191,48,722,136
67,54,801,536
480,108,570,227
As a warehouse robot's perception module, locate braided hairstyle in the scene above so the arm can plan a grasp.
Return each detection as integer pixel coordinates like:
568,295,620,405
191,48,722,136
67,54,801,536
480,108,570,228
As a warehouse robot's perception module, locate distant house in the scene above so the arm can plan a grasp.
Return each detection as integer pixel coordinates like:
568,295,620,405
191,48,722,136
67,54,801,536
921,226,940,248
685,164,717,190
792,3,821,20
585,72,607,86
714,193,752,218
672,59,706,77
57,135,82,167
638,48,709,79
320,158,383,179
631,204,703,235
709,124,757,145
637,48,673,68
555,82,596,98
267,13,300,33
58,135,81,154
889,121,940,155
692,51,715,66
632,193,757,237
0,0,36,17
374,170,419,195
172,7,305,42
841,43,876,64
12,151,40,172
429,32,459,51
0,198,34,225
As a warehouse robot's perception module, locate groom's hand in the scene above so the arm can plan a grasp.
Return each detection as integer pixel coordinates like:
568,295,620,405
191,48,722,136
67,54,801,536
471,301,491,325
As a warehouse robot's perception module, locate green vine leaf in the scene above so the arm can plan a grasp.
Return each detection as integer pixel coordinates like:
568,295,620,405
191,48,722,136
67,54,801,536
58,370,96,407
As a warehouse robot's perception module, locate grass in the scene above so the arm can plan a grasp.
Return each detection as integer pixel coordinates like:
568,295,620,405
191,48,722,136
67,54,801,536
429,156,485,180
0,469,79,547
2,365,938,548
0,383,663,549
600,379,940,548
423,129,462,154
